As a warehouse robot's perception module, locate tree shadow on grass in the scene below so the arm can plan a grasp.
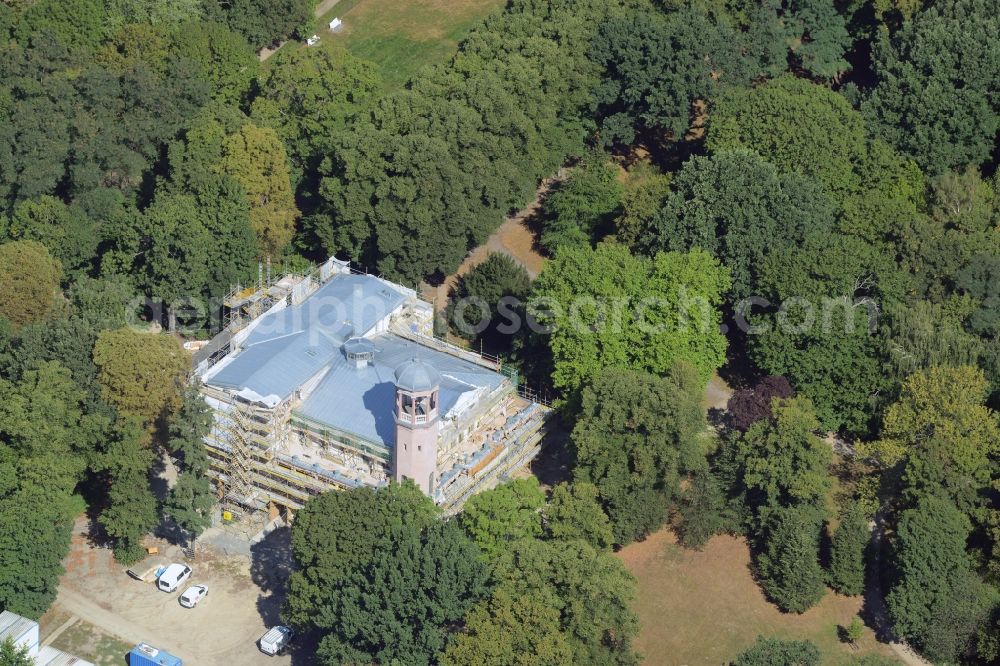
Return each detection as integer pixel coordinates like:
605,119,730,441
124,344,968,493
249,526,295,626
248,526,321,665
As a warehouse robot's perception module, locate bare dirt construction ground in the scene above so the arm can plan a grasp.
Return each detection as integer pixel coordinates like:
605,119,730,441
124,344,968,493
617,529,901,666
44,518,314,665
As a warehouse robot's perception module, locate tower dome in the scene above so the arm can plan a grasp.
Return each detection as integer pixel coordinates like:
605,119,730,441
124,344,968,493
394,357,441,392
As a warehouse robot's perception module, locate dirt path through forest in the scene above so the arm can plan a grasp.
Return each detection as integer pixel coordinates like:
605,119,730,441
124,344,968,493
421,173,562,311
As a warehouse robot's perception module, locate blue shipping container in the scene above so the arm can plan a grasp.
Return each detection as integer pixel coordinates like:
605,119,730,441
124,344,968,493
129,643,183,666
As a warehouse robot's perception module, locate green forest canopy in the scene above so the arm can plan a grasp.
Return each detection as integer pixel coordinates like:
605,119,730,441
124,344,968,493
0,0,998,663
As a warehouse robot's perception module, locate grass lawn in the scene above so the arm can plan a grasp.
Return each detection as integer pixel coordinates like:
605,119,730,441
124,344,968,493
39,607,132,666
618,529,902,665
318,0,506,89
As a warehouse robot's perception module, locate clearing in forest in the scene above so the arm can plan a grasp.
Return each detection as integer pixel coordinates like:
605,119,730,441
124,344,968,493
321,0,506,88
618,529,902,665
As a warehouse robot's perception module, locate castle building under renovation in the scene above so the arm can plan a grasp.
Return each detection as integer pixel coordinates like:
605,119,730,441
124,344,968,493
193,257,548,517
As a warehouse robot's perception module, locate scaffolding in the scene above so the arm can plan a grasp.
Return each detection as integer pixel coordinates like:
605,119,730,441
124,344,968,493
219,401,260,514
199,257,552,521
438,403,548,515
212,393,290,517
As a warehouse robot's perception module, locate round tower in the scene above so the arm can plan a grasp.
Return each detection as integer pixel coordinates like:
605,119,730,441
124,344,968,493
393,357,441,495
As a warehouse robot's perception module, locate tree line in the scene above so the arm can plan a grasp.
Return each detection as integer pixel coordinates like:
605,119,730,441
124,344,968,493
283,478,638,665
441,0,1000,663
0,0,998,662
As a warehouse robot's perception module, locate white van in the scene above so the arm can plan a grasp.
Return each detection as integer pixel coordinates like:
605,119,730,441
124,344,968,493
258,626,294,655
156,564,192,593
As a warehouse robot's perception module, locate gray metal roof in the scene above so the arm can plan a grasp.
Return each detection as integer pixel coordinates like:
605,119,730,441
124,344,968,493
0,610,35,645
394,357,442,392
205,273,409,402
243,273,408,347
36,646,95,666
295,334,505,448
208,332,340,402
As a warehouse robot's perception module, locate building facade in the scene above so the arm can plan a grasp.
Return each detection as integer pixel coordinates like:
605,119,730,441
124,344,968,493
193,257,547,518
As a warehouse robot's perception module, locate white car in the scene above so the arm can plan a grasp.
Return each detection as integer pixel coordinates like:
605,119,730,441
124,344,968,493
259,626,295,655
157,563,192,593
178,584,208,608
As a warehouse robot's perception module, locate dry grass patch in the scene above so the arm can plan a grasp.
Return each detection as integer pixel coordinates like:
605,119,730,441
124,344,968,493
618,529,901,665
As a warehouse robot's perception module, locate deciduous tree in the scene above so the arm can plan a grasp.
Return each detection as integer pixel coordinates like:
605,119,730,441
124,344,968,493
613,166,671,249
287,485,484,665
0,362,87,618
748,233,896,433
251,42,379,184
736,397,831,522
592,3,784,144
708,76,865,197
493,538,639,665
956,253,1000,337
104,0,203,29
0,487,78,619
3,197,98,278
92,328,188,428
461,478,544,561
727,376,794,433
531,243,730,393
644,151,836,299
540,155,621,252
784,0,851,79
863,0,1000,173
169,21,258,104
572,365,706,545
441,586,574,666
314,0,610,283
543,482,614,550
0,241,61,331
115,195,211,319
219,123,299,256
862,365,999,515
14,0,106,50
881,300,985,386
202,0,313,49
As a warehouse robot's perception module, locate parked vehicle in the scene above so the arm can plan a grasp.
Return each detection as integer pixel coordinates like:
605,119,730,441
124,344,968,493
127,563,165,583
128,642,182,666
178,584,208,608
258,626,295,655
156,564,191,593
